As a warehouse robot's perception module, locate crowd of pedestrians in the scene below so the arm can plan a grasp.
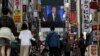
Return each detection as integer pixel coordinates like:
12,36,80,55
0,8,35,56
0,8,91,56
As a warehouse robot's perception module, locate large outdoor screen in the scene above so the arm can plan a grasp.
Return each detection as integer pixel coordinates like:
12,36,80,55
40,5,65,27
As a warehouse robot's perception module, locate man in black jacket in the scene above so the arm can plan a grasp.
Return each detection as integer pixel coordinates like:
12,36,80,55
47,7,61,22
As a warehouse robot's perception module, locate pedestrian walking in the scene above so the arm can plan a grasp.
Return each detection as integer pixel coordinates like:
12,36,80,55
19,23,33,56
0,8,17,36
78,34,86,56
0,27,15,56
63,39,72,56
45,27,60,56
0,8,17,56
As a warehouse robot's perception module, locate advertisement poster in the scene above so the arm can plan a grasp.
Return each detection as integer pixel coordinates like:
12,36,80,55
90,45,98,56
13,0,21,22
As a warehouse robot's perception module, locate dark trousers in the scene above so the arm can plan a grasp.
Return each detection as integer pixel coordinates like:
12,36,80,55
49,47,60,56
64,52,70,56
11,48,18,56
80,48,85,56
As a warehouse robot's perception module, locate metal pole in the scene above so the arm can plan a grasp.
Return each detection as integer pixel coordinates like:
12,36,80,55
76,0,81,38
97,12,100,55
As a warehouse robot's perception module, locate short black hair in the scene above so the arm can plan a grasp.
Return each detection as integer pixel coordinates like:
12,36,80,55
2,8,9,15
80,33,84,38
21,23,28,30
50,27,55,31
51,6,57,9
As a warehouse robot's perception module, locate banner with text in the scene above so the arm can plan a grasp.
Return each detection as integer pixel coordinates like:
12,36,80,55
82,0,91,32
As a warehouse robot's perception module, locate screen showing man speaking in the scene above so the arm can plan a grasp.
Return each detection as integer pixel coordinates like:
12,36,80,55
40,6,65,27
47,7,62,22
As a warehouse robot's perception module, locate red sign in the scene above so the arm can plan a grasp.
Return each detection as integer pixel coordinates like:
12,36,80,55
92,25,100,30
92,25,98,30
90,2,97,9
69,12,76,20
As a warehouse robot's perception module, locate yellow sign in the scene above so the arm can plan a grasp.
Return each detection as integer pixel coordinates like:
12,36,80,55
13,9,21,22
14,9,20,15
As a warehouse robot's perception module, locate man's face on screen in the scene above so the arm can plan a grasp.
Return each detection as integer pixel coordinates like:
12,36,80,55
52,7,56,13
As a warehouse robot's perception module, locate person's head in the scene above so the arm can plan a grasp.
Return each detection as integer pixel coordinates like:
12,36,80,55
86,33,91,38
58,35,61,38
21,23,28,30
51,6,57,13
80,33,84,39
50,27,55,31
2,8,9,15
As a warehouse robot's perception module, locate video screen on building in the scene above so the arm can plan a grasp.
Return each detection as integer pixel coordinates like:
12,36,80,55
39,5,65,27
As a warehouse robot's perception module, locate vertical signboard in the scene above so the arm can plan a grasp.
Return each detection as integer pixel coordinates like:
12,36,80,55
13,0,21,22
82,0,90,32
70,0,77,33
